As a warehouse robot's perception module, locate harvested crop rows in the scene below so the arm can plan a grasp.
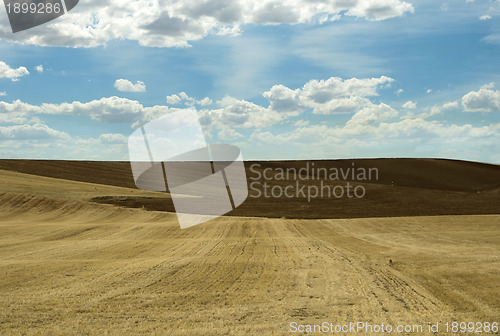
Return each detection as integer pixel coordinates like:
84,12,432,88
0,169,498,335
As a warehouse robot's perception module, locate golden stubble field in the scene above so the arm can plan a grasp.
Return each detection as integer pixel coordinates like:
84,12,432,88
0,169,499,335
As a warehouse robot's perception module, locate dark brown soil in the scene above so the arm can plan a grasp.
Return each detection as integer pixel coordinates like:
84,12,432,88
1,158,499,219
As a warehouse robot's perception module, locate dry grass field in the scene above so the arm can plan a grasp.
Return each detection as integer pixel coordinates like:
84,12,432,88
0,160,499,335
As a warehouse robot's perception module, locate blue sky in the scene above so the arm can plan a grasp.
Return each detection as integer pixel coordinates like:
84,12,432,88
0,0,499,162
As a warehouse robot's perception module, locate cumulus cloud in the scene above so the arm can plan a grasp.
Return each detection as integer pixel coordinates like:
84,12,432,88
442,101,458,110
313,96,373,115
199,76,397,132
302,76,394,103
263,85,303,115
0,0,415,48
114,79,147,92
0,123,69,140
0,96,173,126
0,91,6,96
167,92,212,106
166,94,182,104
346,102,398,127
345,0,415,21
197,97,213,106
402,101,417,109
0,75,395,133
218,126,244,140
462,85,500,112
402,100,457,120
2,75,498,162
479,15,492,20
35,65,44,73
0,100,43,124
197,77,498,162
200,96,282,130
0,61,29,81
261,76,394,116
294,120,309,127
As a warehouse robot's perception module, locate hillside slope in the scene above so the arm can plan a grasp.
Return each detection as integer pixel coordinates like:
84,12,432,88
0,169,498,335
1,158,497,219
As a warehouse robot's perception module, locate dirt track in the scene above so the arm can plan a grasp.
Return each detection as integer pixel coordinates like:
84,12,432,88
0,169,498,335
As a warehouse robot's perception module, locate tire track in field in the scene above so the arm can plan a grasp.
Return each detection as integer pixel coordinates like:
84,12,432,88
290,218,447,326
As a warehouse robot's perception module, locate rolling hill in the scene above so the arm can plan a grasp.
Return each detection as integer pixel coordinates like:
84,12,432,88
0,158,498,219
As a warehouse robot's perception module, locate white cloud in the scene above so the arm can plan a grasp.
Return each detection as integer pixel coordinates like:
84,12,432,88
46,97,148,123
218,126,244,140
1,75,498,162
0,99,43,124
166,94,182,104
167,92,213,106
114,79,147,93
200,96,282,129
215,25,242,36
479,15,492,20
35,65,44,73
294,120,309,127
345,0,415,21
346,102,398,126
263,84,303,115
197,78,499,162
0,61,29,81
0,97,174,126
179,92,194,102
395,89,404,96
198,76,396,131
0,0,415,48
402,101,458,120
0,91,6,96
312,96,371,115
481,82,495,89
442,101,458,110
197,97,213,106
426,89,432,93
402,101,417,109
0,123,69,140
2,77,487,145
261,76,394,116
462,86,500,112
301,76,394,103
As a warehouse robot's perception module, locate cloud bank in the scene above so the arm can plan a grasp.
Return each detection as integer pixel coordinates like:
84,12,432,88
0,0,414,48
0,78,497,162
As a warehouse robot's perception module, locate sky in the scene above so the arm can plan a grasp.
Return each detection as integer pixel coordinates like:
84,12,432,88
0,0,499,163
